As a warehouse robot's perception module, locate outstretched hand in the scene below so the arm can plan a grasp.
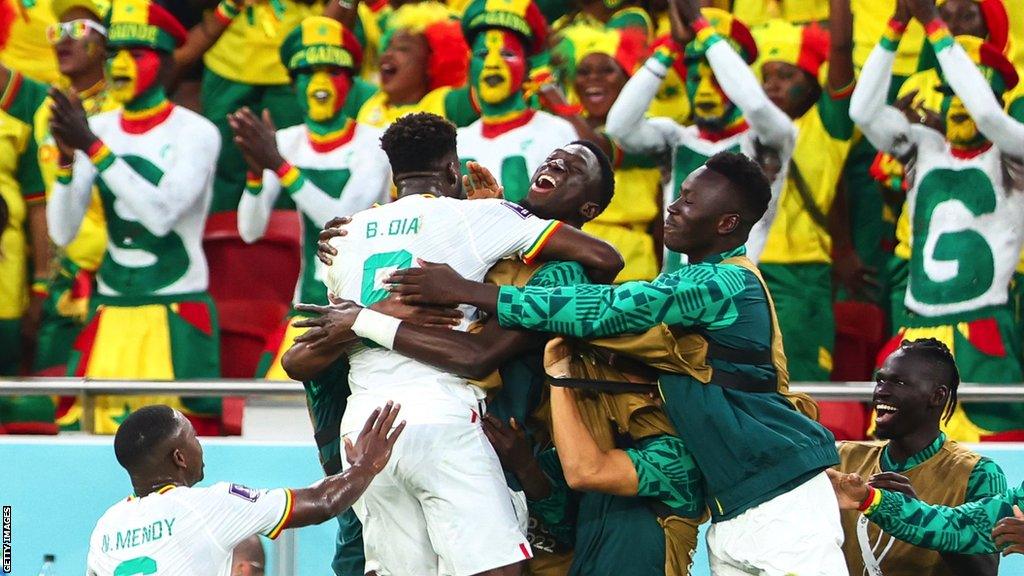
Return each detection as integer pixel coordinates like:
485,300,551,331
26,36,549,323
993,505,1024,557
344,401,405,473
827,468,871,510
293,298,363,351
385,260,469,306
317,216,352,266
869,471,917,500
463,161,504,200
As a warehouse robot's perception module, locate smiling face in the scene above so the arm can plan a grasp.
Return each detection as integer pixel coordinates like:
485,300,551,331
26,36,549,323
939,0,987,38
523,144,601,223
573,52,627,121
53,9,106,79
760,61,819,119
471,29,528,106
686,61,738,130
295,66,352,123
664,167,740,256
106,46,162,103
873,348,949,440
379,30,431,105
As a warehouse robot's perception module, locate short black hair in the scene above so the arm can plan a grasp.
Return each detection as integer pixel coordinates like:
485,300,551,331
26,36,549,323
380,112,458,176
569,139,615,210
705,151,771,224
114,405,180,472
900,338,960,424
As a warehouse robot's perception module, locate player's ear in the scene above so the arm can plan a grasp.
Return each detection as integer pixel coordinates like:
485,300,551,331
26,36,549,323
579,201,600,220
171,447,188,469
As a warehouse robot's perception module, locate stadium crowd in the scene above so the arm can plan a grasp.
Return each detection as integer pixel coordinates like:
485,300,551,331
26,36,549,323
3,0,1024,571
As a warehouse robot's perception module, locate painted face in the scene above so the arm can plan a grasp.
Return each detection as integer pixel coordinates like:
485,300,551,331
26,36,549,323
686,61,736,129
471,30,527,105
939,0,987,38
760,61,818,119
51,10,107,78
106,47,161,103
379,30,430,105
296,67,351,122
942,93,980,145
574,53,627,121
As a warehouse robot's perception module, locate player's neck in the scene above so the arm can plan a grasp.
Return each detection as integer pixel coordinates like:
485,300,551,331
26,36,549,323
131,476,186,497
886,425,942,464
685,239,741,265
396,174,449,199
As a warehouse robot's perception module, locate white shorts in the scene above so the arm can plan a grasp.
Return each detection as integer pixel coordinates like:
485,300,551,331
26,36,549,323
707,472,849,576
345,419,532,576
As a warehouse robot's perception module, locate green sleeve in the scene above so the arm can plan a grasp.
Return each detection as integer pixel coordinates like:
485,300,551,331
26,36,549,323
817,85,855,141
1008,95,1024,124
528,448,578,545
444,87,480,128
526,261,589,289
496,263,748,338
866,485,1024,554
625,434,704,518
15,130,44,203
1,73,48,125
965,457,1007,502
304,357,351,476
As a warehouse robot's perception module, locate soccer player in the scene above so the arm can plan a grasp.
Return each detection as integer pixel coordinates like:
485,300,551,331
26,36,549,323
456,0,579,204
606,0,794,269
46,0,222,434
829,469,1024,557
838,338,1005,575
383,151,847,575
849,0,1024,442
232,16,391,381
299,113,623,574
86,402,403,575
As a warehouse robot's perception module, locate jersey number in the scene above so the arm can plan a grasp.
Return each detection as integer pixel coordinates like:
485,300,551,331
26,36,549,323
114,557,157,575
361,249,413,305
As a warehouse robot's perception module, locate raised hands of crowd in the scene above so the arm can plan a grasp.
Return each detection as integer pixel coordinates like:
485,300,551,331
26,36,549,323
228,106,285,174
49,88,97,164
904,0,940,25
667,0,697,46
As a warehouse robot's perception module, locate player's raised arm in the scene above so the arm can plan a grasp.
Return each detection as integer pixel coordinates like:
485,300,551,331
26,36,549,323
286,402,405,527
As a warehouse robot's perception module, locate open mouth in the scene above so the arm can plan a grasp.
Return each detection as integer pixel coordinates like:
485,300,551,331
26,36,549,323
312,89,331,104
531,173,558,193
379,62,397,83
581,86,606,104
111,76,132,89
875,402,899,424
483,74,504,87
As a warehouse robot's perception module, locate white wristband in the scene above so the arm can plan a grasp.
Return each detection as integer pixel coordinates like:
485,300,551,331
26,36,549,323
351,308,402,349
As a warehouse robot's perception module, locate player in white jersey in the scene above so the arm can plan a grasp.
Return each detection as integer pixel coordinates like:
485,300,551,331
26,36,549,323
849,0,1024,441
289,112,621,576
87,402,402,576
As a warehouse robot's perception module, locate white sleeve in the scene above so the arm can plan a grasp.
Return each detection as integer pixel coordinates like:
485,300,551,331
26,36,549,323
460,199,561,264
705,40,796,151
605,58,687,154
935,42,1024,160
290,153,391,229
47,151,97,247
237,169,281,244
198,482,294,550
849,45,916,156
97,122,221,237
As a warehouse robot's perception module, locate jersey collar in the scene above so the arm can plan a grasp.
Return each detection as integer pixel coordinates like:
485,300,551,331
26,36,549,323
880,432,946,473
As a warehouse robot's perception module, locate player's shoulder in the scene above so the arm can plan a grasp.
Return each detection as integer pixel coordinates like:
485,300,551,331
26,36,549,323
837,440,887,461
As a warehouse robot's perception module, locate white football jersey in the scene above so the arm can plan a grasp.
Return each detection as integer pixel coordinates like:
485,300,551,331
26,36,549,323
325,195,559,434
86,483,292,576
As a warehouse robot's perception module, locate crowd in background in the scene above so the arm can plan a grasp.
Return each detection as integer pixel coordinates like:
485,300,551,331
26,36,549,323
1,0,1024,443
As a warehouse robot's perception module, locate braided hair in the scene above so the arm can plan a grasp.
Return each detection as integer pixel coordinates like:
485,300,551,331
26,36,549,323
899,338,959,424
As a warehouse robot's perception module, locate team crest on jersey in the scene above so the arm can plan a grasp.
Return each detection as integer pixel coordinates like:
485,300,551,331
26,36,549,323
501,201,533,219
229,484,260,502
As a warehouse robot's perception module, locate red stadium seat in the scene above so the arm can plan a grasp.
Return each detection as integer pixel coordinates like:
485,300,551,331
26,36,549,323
216,299,290,435
819,301,888,441
204,210,302,304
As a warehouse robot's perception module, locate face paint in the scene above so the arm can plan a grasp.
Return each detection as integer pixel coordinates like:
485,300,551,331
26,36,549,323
686,61,736,129
298,67,351,123
106,48,161,104
471,30,527,106
942,94,981,145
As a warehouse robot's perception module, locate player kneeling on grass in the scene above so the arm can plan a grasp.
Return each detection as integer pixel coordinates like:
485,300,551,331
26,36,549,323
86,402,403,576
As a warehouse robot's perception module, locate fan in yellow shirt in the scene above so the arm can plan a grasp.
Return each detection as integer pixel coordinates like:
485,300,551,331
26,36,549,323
0,0,60,83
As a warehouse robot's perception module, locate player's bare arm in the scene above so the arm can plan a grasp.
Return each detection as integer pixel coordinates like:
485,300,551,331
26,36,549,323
482,414,553,501
287,402,405,527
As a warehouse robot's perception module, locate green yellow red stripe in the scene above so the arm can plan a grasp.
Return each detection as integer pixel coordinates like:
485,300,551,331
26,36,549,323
1,72,23,112
523,221,563,265
88,141,115,171
925,19,953,51
266,488,294,539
